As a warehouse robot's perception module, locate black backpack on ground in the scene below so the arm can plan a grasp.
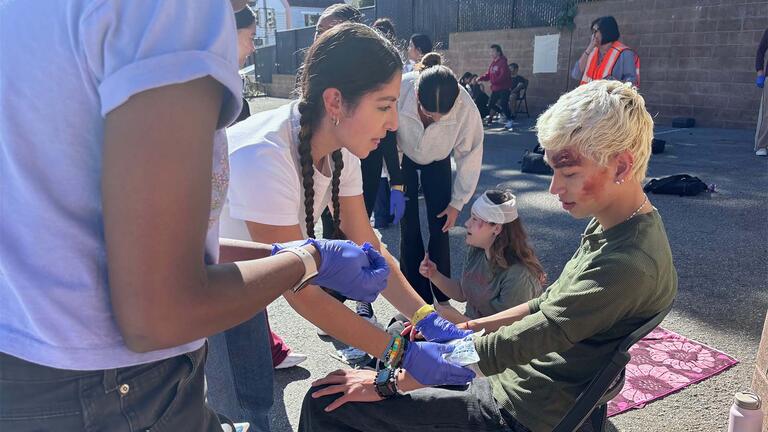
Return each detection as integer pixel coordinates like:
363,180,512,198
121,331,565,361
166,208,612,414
521,144,553,175
643,174,709,196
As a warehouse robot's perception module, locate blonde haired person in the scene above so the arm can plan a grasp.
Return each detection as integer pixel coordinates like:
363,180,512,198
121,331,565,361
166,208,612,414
299,80,677,432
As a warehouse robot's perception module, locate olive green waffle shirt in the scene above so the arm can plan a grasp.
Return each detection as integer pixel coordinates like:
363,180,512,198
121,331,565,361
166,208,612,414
474,211,677,432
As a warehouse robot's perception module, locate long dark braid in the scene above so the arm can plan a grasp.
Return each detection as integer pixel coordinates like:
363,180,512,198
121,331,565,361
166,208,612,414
295,23,402,239
297,100,317,238
330,150,344,238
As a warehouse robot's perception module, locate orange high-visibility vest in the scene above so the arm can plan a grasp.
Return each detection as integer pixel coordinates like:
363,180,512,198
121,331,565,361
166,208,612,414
580,41,640,87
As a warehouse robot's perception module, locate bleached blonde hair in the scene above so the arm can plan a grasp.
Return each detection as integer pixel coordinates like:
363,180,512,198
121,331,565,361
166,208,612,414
536,81,654,182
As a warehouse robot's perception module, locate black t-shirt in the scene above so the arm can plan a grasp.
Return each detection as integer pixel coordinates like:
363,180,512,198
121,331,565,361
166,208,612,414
510,76,527,91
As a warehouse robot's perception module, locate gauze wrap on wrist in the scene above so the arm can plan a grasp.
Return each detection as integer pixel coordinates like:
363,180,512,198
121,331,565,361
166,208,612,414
471,192,518,224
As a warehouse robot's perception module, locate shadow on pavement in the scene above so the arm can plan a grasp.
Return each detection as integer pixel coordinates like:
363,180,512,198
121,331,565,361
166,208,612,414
271,366,311,432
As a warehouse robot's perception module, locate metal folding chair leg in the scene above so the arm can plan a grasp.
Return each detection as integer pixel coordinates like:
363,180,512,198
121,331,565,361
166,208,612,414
589,404,607,431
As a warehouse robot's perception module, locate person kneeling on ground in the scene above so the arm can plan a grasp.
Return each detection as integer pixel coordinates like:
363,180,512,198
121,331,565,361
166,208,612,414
298,80,678,432
418,188,545,324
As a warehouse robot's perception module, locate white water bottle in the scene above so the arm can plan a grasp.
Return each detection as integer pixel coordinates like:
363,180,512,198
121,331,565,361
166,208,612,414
728,391,763,432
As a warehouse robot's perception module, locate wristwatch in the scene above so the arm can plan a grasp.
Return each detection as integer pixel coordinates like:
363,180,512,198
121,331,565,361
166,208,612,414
374,367,399,398
276,246,318,293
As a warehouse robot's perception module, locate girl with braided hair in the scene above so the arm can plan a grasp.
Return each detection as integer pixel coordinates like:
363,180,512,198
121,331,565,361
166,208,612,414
312,4,405,330
221,22,476,426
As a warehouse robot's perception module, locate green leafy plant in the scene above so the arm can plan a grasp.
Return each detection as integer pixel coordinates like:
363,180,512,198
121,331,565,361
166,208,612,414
555,1,578,31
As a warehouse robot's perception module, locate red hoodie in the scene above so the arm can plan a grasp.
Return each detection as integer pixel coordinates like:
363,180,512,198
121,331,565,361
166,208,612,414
479,55,513,92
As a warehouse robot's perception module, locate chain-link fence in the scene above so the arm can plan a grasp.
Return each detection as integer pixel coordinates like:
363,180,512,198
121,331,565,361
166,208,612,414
374,0,458,52
252,1,597,83
457,0,581,32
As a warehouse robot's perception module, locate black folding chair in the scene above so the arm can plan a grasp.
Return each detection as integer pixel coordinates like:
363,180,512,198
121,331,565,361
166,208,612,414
514,87,530,118
552,302,674,432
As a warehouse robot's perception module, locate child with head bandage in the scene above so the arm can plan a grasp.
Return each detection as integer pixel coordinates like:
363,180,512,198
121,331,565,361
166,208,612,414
419,189,546,322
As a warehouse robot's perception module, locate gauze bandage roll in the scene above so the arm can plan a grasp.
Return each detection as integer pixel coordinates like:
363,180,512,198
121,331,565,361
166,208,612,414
471,192,518,224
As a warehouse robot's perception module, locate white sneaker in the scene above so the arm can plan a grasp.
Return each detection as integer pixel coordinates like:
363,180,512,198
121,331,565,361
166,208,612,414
336,346,368,363
757,148,768,156
274,351,308,369
504,120,514,129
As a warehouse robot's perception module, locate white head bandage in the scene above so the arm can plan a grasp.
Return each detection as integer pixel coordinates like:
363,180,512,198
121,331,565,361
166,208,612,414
471,192,518,224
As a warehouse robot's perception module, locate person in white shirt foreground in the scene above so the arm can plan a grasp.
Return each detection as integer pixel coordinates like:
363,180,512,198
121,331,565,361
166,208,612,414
0,1,389,430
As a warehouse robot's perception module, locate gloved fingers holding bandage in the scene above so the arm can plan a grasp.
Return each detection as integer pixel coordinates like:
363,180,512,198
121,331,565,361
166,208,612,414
271,239,389,303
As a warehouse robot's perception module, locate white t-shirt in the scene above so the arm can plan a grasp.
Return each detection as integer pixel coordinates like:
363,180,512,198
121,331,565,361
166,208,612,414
222,101,363,240
0,0,242,370
396,71,484,210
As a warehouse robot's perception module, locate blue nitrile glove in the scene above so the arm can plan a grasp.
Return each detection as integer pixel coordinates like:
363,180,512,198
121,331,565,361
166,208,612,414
271,240,309,255
757,75,766,89
402,341,476,386
415,311,473,343
271,239,389,303
389,188,406,224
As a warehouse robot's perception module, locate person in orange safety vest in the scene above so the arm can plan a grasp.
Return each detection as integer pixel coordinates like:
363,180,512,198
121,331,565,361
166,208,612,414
572,16,639,87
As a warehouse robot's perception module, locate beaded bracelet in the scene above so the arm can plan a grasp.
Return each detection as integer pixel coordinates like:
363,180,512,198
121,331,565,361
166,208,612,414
381,334,409,369
380,334,397,362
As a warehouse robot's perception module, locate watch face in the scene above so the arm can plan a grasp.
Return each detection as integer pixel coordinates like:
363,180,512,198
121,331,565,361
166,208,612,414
375,368,396,398
375,369,389,385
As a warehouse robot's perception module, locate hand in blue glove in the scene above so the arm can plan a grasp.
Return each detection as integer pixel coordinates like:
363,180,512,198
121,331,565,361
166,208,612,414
271,239,389,303
415,311,473,343
389,188,407,224
757,75,766,89
402,340,476,386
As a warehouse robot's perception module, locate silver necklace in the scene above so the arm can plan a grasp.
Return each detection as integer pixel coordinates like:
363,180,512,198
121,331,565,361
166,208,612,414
625,194,649,222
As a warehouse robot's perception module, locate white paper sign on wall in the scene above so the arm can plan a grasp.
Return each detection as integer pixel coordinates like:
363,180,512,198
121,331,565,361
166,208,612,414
533,34,560,74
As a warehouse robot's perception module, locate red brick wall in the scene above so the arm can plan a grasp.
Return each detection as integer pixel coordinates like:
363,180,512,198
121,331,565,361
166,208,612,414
445,0,766,129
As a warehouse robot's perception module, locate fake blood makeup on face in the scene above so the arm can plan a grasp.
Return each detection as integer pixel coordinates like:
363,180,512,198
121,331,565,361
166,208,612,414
550,149,582,169
550,149,581,211
579,168,610,199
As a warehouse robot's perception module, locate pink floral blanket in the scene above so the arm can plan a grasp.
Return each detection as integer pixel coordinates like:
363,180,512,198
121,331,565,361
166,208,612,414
608,326,739,416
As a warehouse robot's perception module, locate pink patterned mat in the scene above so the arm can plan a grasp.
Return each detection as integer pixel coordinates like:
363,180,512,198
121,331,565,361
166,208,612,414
607,326,739,417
